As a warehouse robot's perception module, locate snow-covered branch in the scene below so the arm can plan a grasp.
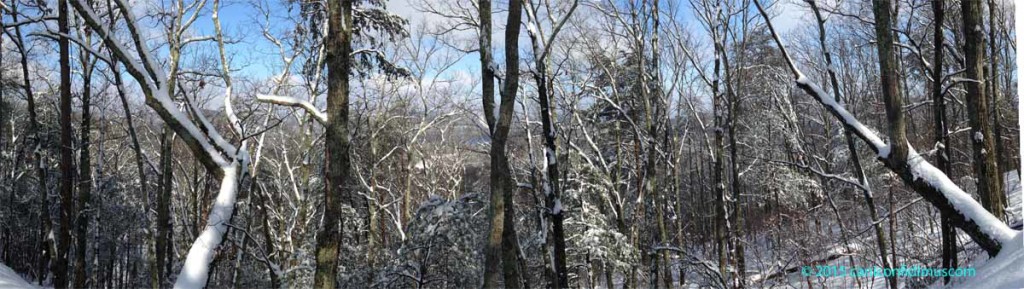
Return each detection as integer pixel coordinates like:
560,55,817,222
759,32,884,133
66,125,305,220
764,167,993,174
256,94,328,124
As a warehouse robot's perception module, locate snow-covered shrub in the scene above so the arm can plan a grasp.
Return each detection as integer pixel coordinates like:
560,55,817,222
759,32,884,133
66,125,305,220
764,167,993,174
377,193,485,288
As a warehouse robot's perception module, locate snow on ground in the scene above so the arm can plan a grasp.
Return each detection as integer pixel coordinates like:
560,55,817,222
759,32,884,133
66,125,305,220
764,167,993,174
0,263,37,289
942,231,1024,289
931,170,1024,289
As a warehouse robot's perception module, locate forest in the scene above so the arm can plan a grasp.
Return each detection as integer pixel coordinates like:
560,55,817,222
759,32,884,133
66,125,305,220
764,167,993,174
0,0,1020,288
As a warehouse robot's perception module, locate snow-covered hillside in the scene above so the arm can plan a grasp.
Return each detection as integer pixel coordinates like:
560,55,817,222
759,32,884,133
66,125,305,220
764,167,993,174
947,232,1024,289
0,263,37,289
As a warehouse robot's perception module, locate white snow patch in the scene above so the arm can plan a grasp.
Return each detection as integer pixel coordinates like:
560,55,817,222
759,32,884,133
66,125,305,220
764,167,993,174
974,131,984,142
545,147,556,165
877,145,891,159
552,198,563,215
0,263,39,289
946,232,1024,289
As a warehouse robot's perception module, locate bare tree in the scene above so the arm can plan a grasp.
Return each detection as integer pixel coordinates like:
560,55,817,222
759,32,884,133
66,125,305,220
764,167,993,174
479,0,528,287
522,0,578,287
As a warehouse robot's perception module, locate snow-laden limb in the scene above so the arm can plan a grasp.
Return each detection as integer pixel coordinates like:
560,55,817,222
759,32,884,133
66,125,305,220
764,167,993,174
69,0,251,287
174,165,241,289
256,94,328,124
68,0,236,172
794,76,889,156
754,0,1016,255
905,150,1017,243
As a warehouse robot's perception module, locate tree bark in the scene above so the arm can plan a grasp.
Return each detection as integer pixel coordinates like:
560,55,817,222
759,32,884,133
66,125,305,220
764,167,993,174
480,0,526,288
156,128,174,287
963,0,1004,220
711,23,729,285
928,1,959,284
314,0,354,288
986,0,1008,218
523,0,577,286
73,45,96,289
870,2,907,284
56,0,76,286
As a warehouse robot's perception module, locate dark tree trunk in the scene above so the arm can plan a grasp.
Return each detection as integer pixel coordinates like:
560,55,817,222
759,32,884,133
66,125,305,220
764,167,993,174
56,0,76,286
805,1,894,288
868,4,904,287
963,0,1004,220
481,0,527,287
73,49,96,289
11,2,51,282
524,2,573,284
156,128,174,287
929,1,959,284
711,28,729,284
535,41,569,289
314,0,354,288
987,0,1008,217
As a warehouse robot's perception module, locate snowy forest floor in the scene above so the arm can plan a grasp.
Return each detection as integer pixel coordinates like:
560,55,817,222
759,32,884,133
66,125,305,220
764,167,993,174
654,171,1023,289
763,171,1023,289
1,173,1021,289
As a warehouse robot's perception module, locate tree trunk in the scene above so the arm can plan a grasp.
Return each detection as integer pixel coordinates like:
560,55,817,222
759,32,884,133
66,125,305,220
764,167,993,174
711,28,729,285
56,0,76,286
963,0,1004,220
806,2,895,288
156,128,174,287
526,15,570,289
481,0,526,287
11,2,50,282
478,4,499,285
929,1,959,284
868,4,905,288
73,47,96,289
314,0,354,287
987,0,1008,217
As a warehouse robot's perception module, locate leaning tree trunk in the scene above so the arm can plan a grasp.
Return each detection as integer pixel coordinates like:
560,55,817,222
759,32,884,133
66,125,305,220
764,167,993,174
755,0,1015,257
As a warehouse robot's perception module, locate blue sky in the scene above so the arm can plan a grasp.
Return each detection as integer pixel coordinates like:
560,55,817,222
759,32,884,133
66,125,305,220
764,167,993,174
181,0,806,81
